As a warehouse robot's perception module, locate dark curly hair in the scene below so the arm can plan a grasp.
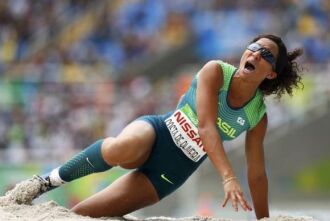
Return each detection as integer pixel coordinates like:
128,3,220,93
251,34,304,98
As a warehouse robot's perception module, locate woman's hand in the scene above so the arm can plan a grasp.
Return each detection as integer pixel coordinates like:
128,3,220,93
222,178,253,212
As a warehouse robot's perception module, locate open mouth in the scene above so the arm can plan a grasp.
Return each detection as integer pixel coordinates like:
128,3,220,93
244,61,255,72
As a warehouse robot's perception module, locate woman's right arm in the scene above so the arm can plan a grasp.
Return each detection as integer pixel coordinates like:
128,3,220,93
196,61,252,212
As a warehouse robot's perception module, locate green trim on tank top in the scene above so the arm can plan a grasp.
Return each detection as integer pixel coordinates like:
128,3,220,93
217,60,266,129
181,103,198,126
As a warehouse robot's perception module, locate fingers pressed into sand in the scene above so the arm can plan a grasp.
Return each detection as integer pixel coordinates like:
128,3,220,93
222,192,230,208
230,192,238,211
236,192,252,211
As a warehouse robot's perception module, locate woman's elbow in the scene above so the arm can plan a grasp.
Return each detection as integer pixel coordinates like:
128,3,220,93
198,126,208,139
198,126,217,153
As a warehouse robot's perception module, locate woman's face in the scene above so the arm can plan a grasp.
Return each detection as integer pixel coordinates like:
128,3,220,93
239,38,279,81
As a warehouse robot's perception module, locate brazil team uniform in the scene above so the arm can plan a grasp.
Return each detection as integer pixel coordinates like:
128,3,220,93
137,60,266,199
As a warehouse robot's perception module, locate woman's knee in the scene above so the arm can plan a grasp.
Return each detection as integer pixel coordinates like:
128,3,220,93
101,136,139,166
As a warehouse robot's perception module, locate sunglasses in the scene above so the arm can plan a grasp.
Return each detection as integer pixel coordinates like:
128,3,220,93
247,43,276,70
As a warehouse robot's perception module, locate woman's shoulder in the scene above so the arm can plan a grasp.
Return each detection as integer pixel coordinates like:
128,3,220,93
215,59,236,69
197,59,236,77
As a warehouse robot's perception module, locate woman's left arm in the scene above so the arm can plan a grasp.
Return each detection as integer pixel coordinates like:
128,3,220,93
245,114,269,219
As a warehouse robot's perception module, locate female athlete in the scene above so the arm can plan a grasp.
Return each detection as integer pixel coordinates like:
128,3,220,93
28,34,303,220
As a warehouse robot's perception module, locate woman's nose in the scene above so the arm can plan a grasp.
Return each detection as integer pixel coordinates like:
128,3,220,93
252,50,261,60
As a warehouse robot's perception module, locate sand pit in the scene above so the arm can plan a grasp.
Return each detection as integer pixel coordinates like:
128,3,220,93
0,179,318,221
0,201,318,221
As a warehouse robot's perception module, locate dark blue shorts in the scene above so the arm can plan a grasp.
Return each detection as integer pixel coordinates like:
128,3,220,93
136,112,207,199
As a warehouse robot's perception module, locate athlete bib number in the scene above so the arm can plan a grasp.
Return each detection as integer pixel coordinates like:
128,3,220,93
164,108,206,162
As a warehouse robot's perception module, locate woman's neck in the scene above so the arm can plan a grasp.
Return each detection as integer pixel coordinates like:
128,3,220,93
227,74,259,108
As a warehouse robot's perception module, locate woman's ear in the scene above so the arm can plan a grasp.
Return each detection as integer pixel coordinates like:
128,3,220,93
266,71,277,79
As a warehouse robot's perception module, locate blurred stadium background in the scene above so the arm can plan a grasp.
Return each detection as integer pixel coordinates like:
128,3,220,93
0,0,329,220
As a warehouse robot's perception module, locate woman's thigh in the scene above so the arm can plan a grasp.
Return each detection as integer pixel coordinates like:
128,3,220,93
101,120,156,168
